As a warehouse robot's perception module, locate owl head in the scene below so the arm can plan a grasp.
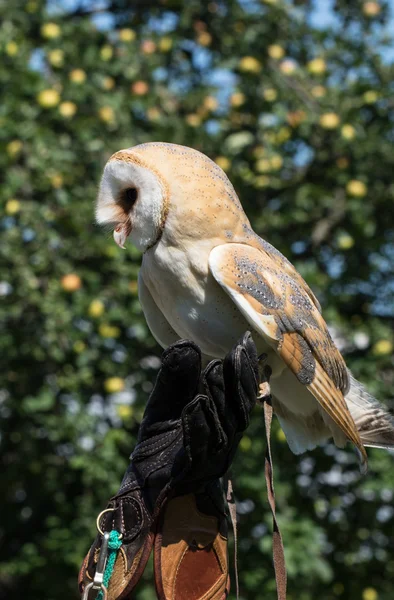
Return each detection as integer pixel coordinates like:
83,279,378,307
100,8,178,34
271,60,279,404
96,142,246,251
95,145,169,251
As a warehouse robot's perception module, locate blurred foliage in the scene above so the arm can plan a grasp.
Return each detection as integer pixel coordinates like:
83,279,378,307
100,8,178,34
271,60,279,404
1,0,394,598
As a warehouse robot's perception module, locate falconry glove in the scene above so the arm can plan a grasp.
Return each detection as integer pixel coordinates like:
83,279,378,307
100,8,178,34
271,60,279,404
79,332,258,600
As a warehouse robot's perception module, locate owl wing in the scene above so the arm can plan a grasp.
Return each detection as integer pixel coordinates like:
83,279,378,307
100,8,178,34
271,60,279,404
209,242,367,469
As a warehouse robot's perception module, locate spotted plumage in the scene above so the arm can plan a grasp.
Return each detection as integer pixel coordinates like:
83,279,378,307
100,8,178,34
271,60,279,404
95,142,394,471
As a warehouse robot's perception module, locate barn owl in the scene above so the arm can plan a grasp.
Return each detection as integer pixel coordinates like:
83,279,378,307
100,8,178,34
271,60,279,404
96,142,394,471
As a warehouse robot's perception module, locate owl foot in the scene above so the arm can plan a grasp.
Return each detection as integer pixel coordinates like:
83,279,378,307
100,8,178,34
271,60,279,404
257,353,272,405
257,381,271,404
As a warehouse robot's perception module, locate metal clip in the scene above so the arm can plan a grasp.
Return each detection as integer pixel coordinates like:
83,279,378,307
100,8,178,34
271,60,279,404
81,532,110,600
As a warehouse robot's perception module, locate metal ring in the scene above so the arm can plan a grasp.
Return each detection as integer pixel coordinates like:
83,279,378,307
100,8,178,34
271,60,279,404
96,508,115,536
96,508,123,539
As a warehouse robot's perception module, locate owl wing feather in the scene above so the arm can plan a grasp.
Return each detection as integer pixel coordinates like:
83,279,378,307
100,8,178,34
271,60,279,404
254,235,323,314
209,242,367,471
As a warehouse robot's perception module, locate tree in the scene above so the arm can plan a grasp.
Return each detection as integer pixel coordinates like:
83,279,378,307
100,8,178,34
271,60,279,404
1,1,393,598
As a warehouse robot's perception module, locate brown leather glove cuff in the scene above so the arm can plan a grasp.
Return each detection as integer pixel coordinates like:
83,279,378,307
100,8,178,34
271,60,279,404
78,490,161,600
79,530,154,600
154,494,229,600
79,492,229,600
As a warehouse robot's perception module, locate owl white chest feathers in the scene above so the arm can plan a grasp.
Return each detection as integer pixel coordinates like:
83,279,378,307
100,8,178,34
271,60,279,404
139,236,268,359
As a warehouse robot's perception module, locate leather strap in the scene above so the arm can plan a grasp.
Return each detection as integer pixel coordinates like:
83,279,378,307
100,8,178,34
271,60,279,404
263,399,287,600
225,478,239,600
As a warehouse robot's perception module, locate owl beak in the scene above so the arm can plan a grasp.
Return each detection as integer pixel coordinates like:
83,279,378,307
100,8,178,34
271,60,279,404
113,222,131,249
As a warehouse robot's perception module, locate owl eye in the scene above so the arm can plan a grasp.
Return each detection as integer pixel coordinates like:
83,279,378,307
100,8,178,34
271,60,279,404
120,187,138,211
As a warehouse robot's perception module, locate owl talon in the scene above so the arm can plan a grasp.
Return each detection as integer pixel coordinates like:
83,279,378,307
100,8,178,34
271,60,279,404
257,381,272,405
257,355,272,404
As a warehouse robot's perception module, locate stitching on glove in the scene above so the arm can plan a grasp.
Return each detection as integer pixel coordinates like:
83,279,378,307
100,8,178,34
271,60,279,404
118,496,143,539
133,428,181,459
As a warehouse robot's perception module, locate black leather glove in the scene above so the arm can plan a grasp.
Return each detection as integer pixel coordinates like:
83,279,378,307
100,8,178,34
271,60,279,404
79,332,258,600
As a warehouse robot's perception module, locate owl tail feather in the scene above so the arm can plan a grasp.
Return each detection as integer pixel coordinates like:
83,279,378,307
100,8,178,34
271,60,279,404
345,372,394,451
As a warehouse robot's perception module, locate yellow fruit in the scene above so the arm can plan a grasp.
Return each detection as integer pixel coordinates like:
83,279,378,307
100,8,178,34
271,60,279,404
230,92,245,107
7,140,23,156
6,41,18,56
59,101,77,118
337,233,355,249
253,146,266,158
277,428,286,442
239,56,262,74
185,114,201,127
48,49,64,67
372,339,392,356
73,341,86,353
307,58,326,75
239,436,252,451
141,39,156,54
341,124,356,140
279,59,297,75
89,300,105,318
256,158,271,173
129,281,138,294
276,126,291,143
99,324,121,338
131,80,149,95
362,587,378,600
363,2,381,17
5,199,21,215
264,132,276,144
100,45,113,60
104,377,125,393
286,110,306,127
159,37,173,52
336,157,349,169
41,23,61,39
203,96,218,111
50,174,63,188
69,69,86,84
346,179,367,197
255,175,270,189
37,89,60,108
215,156,230,171
61,274,82,292
98,106,115,123
270,154,283,170
363,90,378,104
102,76,115,90
268,44,285,59
197,32,212,46
319,112,340,129
311,85,326,98
263,88,277,102
146,107,161,121
117,405,134,419
119,28,135,42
